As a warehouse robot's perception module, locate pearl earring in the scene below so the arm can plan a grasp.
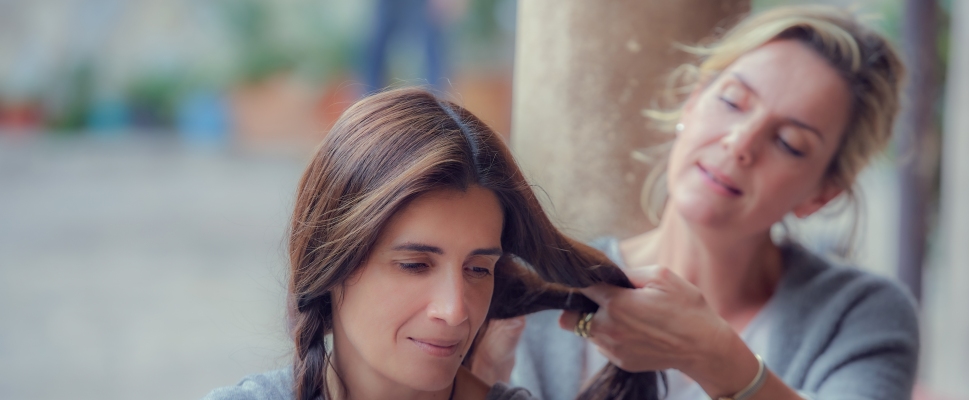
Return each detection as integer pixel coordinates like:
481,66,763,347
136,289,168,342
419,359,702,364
675,123,685,133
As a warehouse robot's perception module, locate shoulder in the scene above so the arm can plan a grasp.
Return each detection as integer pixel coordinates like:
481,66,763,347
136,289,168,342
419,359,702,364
487,382,538,400
774,243,919,360
201,369,294,400
779,242,918,324
771,245,920,396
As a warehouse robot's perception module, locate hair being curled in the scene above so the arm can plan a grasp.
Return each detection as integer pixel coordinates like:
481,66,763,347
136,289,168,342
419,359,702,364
287,87,661,400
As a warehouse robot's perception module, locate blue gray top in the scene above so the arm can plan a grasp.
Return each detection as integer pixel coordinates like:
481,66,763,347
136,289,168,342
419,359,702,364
202,368,534,400
511,238,920,400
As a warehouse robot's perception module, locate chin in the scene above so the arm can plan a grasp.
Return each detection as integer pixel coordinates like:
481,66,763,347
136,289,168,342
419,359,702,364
392,360,460,391
672,191,735,227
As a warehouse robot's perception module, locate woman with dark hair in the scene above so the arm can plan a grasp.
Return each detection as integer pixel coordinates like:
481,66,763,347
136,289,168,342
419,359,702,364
202,87,662,400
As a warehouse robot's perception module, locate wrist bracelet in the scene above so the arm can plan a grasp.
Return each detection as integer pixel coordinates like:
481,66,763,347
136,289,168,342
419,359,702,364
717,354,767,400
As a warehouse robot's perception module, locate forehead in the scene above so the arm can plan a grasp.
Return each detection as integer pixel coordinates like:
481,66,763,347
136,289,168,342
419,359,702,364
719,39,853,139
377,186,504,249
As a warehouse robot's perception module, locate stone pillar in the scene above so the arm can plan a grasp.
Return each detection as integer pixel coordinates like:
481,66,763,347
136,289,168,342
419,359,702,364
511,0,749,240
924,0,969,396
894,0,939,303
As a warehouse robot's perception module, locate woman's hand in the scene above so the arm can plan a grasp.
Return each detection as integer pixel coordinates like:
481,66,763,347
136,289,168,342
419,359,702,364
470,316,526,386
559,265,762,398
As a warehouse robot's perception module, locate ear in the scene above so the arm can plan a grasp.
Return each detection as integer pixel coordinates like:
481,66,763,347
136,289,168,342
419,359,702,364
792,181,843,219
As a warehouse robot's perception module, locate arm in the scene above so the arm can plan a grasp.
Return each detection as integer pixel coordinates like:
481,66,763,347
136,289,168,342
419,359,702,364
563,266,919,400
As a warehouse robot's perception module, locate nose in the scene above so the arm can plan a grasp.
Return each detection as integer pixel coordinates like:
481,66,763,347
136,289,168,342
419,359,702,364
721,115,768,166
426,268,470,327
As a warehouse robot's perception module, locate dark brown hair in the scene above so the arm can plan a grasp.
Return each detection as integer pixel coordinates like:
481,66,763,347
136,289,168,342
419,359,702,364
288,87,660,400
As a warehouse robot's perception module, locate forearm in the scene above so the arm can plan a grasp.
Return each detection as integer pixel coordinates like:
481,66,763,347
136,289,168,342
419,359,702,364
686,330,802,400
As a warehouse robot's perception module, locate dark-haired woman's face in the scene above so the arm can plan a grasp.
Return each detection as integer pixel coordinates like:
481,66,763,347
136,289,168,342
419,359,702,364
668,39,852,234
331,186,503,392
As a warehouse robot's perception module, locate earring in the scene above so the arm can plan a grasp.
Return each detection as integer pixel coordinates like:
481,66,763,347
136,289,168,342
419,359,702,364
675,123,685,133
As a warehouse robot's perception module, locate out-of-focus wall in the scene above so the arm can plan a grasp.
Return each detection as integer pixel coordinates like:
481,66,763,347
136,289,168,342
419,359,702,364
923,0,969,397
0,0,515,151
0,1,517,399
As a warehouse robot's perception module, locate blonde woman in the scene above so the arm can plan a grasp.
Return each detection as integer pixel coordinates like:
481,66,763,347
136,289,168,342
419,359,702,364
480,5,919,400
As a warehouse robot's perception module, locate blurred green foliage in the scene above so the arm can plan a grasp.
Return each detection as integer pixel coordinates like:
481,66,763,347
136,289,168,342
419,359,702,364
219,0,297,83
48,62,95,132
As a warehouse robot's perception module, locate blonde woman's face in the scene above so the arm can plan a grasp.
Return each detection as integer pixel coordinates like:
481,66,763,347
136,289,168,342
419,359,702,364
668,39,851,233
331,186,502,393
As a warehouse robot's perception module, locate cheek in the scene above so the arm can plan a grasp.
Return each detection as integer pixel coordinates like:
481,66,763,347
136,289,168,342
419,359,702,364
338,266,426,345
467,279,495,331
669,112,726,181
667,132,707,189
667,140,690,180
668,131,698,172
751,165,823,214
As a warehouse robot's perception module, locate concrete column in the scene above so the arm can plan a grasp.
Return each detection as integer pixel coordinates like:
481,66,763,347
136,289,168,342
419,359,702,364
924,0,969,396
511,0,749,240
895,0,939,303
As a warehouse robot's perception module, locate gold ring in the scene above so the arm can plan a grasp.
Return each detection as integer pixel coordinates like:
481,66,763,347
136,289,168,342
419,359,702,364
573,311,595,338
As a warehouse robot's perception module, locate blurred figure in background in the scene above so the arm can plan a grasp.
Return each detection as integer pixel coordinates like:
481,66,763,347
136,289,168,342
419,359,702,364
362,0,468,93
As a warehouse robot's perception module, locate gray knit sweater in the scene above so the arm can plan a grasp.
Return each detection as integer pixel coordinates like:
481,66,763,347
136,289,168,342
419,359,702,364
511,239,920,400
201,368,534,400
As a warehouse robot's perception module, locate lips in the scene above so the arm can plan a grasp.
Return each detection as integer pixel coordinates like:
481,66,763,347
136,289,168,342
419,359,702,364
697,163,742,196
408,337,461,357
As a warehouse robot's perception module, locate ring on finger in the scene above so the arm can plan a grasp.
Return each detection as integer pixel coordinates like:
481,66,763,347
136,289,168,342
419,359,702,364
573,311,595,338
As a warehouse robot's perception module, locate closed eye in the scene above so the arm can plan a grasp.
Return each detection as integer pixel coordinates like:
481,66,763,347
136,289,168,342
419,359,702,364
719,96,740,111
398,262,430,273
465,266,492,279
776,137,805,157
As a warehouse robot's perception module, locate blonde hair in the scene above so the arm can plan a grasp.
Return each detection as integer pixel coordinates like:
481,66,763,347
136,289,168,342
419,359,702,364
642,5,904,227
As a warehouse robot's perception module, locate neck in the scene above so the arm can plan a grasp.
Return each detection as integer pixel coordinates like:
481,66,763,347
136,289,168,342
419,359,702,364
327,339,454,400
624,208,783,323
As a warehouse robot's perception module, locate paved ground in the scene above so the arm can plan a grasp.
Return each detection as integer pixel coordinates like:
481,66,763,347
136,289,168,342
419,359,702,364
0,136,301,400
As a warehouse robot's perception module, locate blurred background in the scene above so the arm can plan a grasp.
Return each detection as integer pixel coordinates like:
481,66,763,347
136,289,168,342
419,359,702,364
0,0,965,399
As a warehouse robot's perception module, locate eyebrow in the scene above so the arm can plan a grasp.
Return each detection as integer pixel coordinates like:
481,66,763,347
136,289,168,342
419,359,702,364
730,72,824,142
390,242,503,257
784,118,824,142
470,247,504,257
391,243,444,254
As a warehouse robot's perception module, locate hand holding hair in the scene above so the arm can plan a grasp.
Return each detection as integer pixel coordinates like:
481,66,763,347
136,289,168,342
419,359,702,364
559,265,799,400
469,317,527,386
559,265,738,373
